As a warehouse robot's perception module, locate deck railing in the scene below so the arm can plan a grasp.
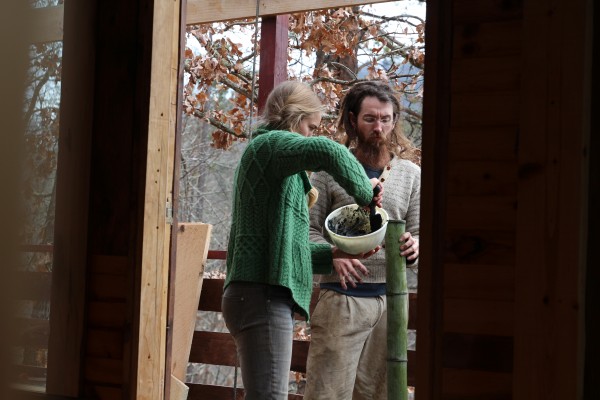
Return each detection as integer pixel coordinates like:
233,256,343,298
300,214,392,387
188,250,417,399
13,247,418,398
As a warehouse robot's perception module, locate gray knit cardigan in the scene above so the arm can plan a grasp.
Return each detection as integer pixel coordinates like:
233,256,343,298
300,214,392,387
309,155,421,284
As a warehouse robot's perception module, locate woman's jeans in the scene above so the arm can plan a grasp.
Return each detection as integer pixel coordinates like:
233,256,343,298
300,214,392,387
222,282,295,400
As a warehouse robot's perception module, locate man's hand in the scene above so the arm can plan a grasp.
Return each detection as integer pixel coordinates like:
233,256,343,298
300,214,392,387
331,245,381,290
400,232,419,262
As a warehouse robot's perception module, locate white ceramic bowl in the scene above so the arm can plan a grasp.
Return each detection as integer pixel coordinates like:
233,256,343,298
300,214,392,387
324,204,389,255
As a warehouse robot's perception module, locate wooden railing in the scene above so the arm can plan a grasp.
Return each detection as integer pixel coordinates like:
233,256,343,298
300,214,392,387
188,250,417,399
13,247,418,398
13,245,53,388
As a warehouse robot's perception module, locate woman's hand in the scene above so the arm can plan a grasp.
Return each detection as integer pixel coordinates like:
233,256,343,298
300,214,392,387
331,246,381,290
369,178,384,208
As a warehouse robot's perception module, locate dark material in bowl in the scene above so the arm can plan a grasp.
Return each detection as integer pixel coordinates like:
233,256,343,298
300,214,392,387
327,207,372,237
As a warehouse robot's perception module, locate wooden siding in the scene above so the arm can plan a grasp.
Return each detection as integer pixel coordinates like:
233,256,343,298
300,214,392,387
418,0,590,399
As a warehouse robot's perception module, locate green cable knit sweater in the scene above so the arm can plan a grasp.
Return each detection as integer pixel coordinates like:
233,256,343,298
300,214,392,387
225,128,373,318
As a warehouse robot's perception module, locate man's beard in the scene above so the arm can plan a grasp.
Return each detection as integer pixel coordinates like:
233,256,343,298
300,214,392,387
354,133,392,169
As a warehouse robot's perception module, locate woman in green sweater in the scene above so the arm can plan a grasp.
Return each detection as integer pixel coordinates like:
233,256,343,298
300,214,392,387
222,81,383,399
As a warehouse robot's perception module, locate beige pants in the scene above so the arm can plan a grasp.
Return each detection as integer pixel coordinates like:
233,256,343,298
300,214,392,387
304,289,387,400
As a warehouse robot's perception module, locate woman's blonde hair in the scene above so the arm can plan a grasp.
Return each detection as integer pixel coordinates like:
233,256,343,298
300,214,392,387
260,81,323,133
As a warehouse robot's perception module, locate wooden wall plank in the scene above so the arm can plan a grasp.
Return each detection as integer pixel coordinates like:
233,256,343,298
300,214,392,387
444,229,515,266
84,358,123,385
87,386,123,400
443,299,513,336
447,127,517,162
90,255,129,275
451,92,519,128
453,20,522,59
446,161,517,197
186,0,390,25
442,333,513,373
441,368,512,400
444,264,514,301
451,57,520,93
89,274,128,301
446,196,516,231
514,0,590,398
88,303,127,329
86,329,124,359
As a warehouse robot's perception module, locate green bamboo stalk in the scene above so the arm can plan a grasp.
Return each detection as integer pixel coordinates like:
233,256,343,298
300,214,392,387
385,219,408,400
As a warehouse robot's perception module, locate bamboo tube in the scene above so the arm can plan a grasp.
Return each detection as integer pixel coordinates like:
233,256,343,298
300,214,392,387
385,219,408,400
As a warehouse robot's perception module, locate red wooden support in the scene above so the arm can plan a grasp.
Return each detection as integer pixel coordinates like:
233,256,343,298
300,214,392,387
257,14,289,113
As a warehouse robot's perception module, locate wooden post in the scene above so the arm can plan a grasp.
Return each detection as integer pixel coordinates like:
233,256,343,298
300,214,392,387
257,14,289,113
385,220,408,400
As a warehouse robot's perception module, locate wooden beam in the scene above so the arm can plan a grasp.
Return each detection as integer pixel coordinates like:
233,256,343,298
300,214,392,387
136,0,182,398
416,0,452,398
29,5,64,43
46,0,95,396
257,15,289,113
186,0,391,25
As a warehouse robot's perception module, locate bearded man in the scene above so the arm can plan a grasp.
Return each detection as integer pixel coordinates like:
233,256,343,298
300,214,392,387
304,80,421,400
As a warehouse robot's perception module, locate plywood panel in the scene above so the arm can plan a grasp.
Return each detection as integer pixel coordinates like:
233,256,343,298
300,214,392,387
444,264,514,301
451,92,519,128
453,20,522,59
170,223,212,381
444,229,515,266
444,299,513,336
446,196,516,231
448,127,517,162
447,161,517,197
